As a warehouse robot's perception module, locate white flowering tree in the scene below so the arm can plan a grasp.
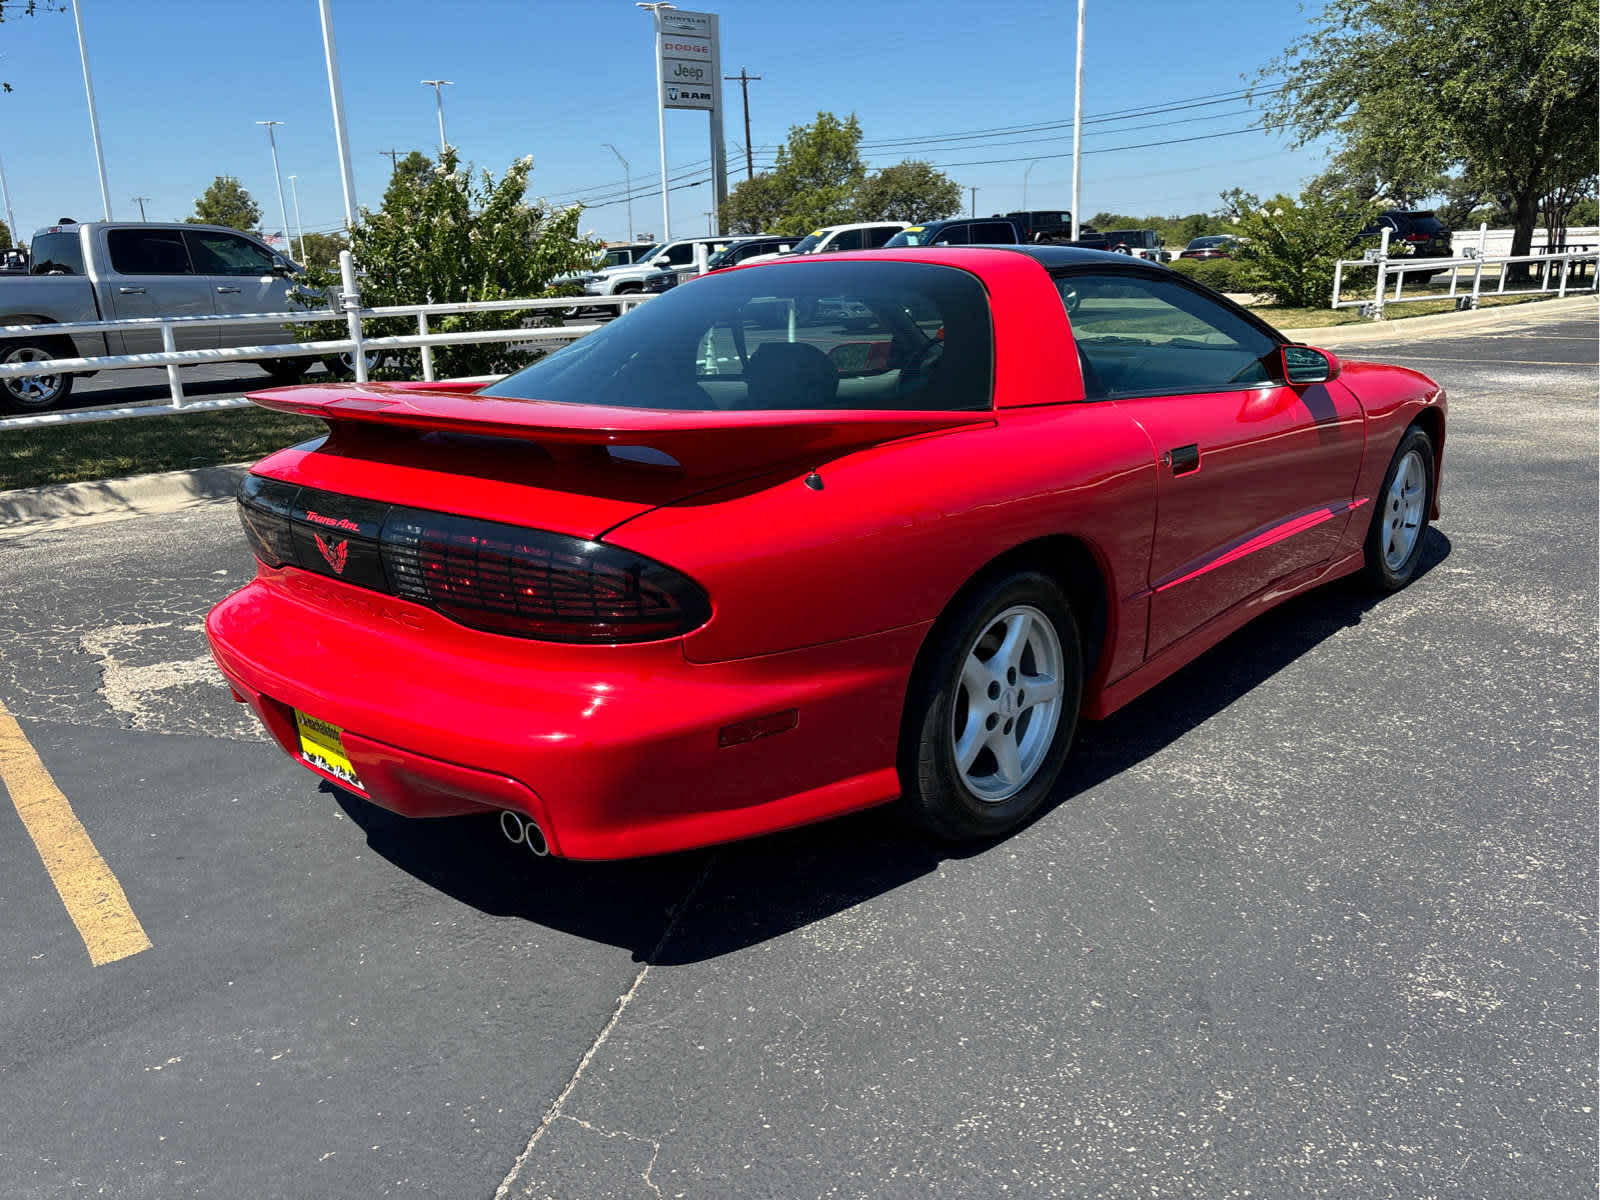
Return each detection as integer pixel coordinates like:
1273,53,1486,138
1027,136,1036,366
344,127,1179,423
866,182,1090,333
295,150,599,378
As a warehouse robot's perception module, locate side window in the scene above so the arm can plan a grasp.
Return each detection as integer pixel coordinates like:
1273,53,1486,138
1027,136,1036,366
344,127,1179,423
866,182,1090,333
1057,272,1278,399
861,226,899,248
971,223,1016,243
932,225,970,246
29,233,85,275
185,230,276,276
108,229,193,275
663,243,695,266
825,229,865,252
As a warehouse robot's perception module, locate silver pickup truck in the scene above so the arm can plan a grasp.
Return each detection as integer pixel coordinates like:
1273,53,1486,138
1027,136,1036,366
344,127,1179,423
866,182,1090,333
0,221,308,411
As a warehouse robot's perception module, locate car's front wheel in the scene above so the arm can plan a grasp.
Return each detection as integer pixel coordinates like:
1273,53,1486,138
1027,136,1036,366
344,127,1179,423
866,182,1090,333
1364,424,1436,590
901,570,1083,841
0,340,73,412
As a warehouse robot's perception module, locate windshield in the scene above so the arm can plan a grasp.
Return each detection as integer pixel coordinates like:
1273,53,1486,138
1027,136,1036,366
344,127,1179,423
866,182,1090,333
788,231,826,255
884,227,928,247
481,260,993,413
1188,236,1228,249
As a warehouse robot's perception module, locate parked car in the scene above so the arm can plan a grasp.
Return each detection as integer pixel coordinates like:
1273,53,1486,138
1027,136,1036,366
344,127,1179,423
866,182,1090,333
212,246,1446,862
1356,210,1453,279
1075,229,1165,262
640,234,806,293
1000,211,1077,243
0,221,308,412
883,217,1023,247
599,242,658,268
1179,235,1241,260
738,221,909,264
581,236,738,297
1,247,27,273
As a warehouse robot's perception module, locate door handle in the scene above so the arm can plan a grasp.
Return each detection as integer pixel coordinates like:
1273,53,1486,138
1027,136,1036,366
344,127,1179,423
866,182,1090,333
1164,444,1201,476
215,286,242,294
118,286,146,294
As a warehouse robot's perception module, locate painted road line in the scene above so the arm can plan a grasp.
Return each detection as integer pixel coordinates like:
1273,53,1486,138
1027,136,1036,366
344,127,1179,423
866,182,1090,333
0,699,151,966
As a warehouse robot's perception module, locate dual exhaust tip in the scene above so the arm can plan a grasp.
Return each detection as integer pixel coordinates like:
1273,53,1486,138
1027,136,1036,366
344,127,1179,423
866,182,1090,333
498,809,549,857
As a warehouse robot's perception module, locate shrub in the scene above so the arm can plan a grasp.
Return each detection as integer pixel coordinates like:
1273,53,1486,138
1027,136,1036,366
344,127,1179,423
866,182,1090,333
1170,255,1251,293
1218,187,1378,308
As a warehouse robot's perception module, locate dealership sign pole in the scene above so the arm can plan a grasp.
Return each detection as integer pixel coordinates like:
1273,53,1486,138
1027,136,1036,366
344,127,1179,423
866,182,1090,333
653,8,726,235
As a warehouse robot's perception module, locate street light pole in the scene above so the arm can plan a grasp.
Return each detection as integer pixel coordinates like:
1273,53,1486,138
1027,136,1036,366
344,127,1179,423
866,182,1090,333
288,174,307,264
1070,0,1086,241
318,0,359,233
70,0,113,221
0,150,18,246
421,80,453,156
636,2,674,241
969,185,977,218
257,121,292,257
603,143,633,243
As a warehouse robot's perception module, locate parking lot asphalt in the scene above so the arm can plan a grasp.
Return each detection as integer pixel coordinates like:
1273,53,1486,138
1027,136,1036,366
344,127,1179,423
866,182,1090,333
0,315,1594,1198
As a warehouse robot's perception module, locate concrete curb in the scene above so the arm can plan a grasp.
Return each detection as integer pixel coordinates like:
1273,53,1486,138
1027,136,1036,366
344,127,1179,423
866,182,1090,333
0,463,249,540
1279,294,1596,346
0,297,1591,537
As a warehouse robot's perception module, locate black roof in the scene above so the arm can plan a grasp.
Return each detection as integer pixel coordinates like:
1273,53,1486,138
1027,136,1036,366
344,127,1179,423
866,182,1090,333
999,245,1168,270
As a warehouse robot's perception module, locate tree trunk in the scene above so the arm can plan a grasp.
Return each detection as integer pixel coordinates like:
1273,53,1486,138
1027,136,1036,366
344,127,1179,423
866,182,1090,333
1507,189,1540,283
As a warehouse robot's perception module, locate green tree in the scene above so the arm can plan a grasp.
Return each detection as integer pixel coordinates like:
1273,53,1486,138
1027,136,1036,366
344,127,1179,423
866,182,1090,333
724,172,788,234
294,230,348,271
1220,186,1378,308
0,218,12,249
189,175,262,232
381,150,434,211
770,112,866,234
293,151,599,378
852,160,962,223
1255,0,1598,269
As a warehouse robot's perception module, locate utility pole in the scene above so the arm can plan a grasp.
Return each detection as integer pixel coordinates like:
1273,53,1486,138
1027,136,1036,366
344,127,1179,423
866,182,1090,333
603,143,633,243
421,79,453,156
0,149,16,247
379,148,402,172
1023,160,1039,212
131,196,149,221
257,121,292,256
969,185,977,218
723,67,761,180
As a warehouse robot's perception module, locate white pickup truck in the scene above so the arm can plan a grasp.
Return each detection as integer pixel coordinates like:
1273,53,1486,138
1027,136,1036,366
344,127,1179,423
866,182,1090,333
0,221,308,411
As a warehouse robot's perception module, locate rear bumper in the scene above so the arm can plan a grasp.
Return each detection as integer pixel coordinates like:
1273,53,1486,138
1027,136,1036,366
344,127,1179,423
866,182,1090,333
206,567,922,860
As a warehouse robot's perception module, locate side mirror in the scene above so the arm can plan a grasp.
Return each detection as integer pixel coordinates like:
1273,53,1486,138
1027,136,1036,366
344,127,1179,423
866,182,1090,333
270,253,296,277
1281,344,1340,384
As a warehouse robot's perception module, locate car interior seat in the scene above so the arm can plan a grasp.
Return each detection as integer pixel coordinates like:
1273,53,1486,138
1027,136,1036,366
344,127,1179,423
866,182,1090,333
745,341,840,409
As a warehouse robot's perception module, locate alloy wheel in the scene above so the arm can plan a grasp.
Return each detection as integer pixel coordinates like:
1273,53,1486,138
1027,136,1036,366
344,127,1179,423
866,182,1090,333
950,604,1065,802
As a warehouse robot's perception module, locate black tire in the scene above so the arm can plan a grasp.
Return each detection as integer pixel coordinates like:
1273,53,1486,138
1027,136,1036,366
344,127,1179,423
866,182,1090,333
0,339,74,412
900,570,1084,841
1363,425,1436,591
320,350,383,380
259,358,309,385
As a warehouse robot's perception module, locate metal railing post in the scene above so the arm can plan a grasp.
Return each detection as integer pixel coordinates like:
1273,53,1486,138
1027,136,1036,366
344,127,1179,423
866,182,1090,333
1558,254,1571,298
418,312,435,381
339,249,367,383
161,322,185,409
1331,259,1344,309
1470,222,1487,308
1371,227,1390,319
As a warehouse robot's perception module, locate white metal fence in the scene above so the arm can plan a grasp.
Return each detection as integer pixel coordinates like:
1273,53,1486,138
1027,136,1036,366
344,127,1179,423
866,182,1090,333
0,251,649,428
1331,224,1598,318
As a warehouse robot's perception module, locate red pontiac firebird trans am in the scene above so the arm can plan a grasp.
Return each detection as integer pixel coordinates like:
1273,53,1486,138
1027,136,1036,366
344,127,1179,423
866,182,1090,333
206,247,1445,860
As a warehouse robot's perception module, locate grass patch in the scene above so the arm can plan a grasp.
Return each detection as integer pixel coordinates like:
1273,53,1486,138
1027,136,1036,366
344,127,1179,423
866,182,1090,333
0,408,323,492
1250,292,1553,330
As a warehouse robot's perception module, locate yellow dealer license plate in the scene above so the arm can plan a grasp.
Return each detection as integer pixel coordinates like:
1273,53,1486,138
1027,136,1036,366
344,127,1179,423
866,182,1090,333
294,710,364,791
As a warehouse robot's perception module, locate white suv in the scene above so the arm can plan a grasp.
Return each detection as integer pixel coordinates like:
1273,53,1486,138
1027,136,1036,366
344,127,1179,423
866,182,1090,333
739,221,910,265
582,237,737,296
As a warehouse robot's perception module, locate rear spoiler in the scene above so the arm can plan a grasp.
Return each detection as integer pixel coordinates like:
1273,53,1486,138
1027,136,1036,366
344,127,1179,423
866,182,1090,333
248,381,994,475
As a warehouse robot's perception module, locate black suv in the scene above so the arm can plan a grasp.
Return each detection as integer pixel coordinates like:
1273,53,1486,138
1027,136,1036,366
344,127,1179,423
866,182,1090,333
1001,211,1076,243
883,217,1023,247
1357,210,1453,277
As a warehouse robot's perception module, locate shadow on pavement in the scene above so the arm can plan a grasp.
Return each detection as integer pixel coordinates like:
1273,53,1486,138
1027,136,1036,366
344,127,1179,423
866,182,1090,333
336,529,1452,964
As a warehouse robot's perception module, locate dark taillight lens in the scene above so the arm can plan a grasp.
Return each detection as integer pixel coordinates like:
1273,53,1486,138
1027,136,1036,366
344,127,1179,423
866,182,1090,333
237,475,298,567
380,508,709,643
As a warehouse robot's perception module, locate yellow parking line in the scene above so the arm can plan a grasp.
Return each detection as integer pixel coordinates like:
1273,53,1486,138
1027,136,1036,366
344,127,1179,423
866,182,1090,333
0,699,150,966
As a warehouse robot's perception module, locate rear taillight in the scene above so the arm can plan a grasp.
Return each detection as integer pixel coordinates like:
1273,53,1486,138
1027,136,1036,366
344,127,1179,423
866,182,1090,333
1404,233,1430,243
237,475,710,643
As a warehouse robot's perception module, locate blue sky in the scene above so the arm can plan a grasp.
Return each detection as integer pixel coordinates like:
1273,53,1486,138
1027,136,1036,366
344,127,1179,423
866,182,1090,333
0,0,1331,245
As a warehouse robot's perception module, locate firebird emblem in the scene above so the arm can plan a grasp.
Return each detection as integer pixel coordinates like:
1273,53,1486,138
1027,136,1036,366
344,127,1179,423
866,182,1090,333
314,533,350,574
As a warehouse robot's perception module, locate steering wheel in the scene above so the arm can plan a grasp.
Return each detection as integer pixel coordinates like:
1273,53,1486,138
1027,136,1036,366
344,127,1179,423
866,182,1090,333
897,336,945,398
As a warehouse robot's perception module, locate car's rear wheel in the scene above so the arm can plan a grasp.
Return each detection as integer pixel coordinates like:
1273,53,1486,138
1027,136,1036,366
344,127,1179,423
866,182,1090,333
901,570,1083,841
0,340,73,412
1364,425,1435,591
259,358,309,385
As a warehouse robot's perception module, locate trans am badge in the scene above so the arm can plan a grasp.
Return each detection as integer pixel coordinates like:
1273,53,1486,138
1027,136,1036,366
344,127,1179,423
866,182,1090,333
314,533,349,574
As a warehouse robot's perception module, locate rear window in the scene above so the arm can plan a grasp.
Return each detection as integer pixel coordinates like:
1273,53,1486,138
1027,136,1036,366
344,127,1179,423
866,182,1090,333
29,232,85,275
1403,213,1448,234
482,260,993,413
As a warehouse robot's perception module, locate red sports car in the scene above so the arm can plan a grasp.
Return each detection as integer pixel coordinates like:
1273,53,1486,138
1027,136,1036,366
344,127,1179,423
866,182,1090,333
206,247,1445,860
